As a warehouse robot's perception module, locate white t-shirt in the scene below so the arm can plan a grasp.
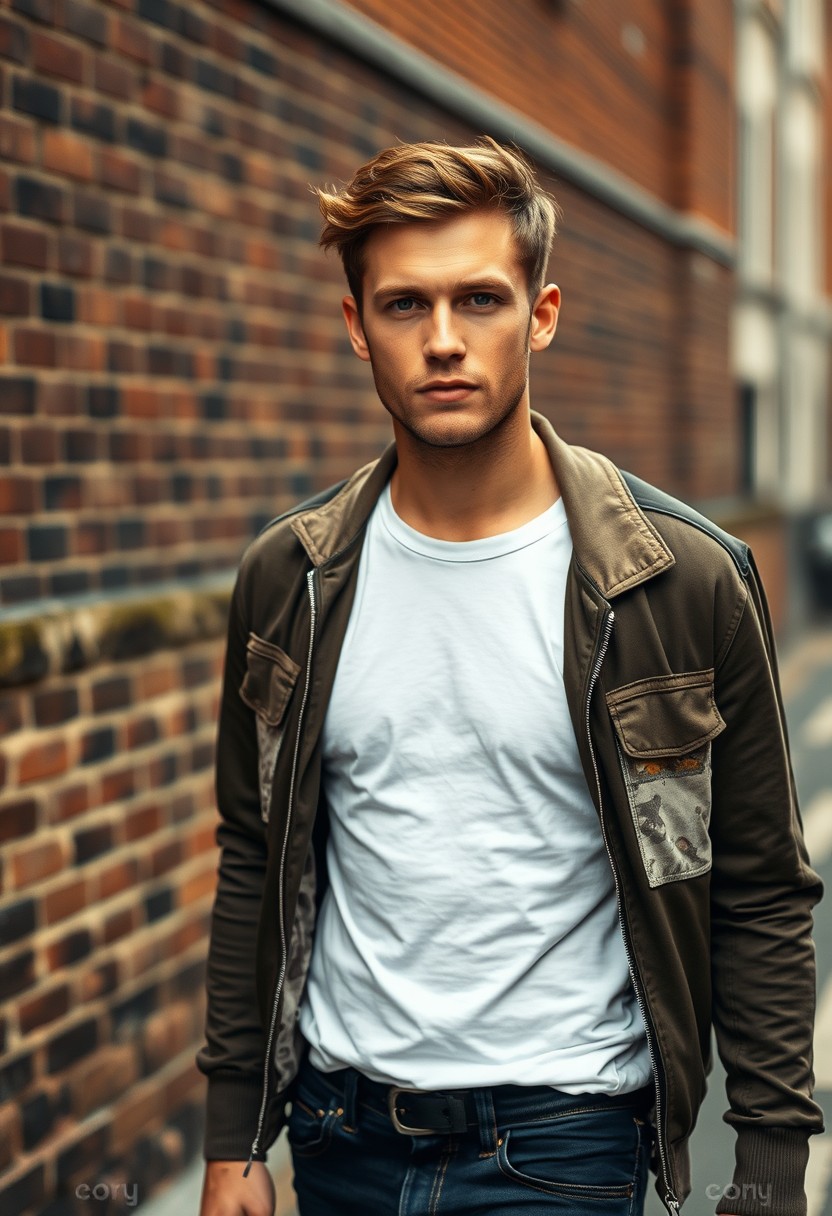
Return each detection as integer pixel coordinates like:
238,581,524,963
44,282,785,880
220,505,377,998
299,482,651,1093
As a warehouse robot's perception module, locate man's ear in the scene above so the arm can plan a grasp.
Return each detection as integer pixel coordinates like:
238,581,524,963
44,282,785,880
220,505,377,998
342,296,371,362
529,284,561,352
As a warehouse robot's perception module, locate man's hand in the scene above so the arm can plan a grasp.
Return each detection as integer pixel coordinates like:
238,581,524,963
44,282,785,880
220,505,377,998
199,1160,276,1216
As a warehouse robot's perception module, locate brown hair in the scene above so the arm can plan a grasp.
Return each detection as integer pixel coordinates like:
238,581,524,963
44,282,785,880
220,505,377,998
315,137,560,307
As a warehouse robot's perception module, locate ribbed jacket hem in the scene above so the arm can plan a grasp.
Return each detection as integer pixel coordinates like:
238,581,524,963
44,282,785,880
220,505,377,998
713,1128,812,1216
203,1072,266,1162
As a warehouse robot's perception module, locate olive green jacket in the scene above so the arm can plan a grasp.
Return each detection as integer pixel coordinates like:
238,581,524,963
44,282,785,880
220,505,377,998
197,412,823,1215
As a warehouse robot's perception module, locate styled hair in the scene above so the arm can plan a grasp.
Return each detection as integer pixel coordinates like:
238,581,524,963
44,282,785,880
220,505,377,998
315,137,560,307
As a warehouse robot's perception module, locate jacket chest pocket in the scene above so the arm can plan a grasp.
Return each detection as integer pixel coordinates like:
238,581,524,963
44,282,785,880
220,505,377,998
605,669,726,889
239,633,301,824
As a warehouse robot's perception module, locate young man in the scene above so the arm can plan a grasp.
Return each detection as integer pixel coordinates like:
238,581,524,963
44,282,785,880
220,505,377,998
197,140,822,1216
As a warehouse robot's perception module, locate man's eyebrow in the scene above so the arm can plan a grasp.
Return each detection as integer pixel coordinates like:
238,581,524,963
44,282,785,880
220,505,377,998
371,277,517,304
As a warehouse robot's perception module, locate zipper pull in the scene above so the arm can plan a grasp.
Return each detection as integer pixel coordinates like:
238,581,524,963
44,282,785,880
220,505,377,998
242,1148,256,1178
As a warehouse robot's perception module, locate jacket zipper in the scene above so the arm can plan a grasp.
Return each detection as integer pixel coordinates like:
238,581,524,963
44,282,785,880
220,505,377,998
244,569,317,1177
584,607,679,1214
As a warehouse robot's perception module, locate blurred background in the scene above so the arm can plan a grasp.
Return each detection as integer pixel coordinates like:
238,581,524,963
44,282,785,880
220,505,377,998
0,0,830,1213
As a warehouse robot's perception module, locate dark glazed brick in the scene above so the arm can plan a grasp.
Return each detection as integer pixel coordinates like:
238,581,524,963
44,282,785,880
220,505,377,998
145,887,173,923
100,565,129,589
63,0,108,46
0,798,37,844
126,117,167,157
0,1051,33,1102
138,0,182,32
0,574,42,604
46,1018,98,1072
12,76,61,123
160,40,191,79
12,0,54,22
33,686,79,725
142,256,169,290
81,726,115,764
154,172,190,209
70,97,116,142
220,153,242,183
87,384,119,417
73,191,111,234
181,9,208,42
0,949,35,1000
246,43,276,75
200,391,226,420
21,1091,55,1150
92,676,130,712
27,524,67,561
116,518,144,549
74,823,112,863
0,1162,45,1216
15,176,64,223
50,570,90,597
40,282,75,322
64,428,98,461
0,898,36,944
0,376,35,414
195,58,235,97
104,246,133,283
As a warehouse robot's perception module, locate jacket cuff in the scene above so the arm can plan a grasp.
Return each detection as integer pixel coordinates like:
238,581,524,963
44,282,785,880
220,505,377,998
203,1072,267,1162
714,1127,811,1216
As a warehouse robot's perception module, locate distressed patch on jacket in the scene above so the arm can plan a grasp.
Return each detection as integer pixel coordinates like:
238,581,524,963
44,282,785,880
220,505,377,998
254,718,285,824
274,844,316,1091
618,743,713,887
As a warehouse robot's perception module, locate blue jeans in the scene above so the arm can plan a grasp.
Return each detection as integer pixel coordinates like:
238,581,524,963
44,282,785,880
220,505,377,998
288,1052,653,1215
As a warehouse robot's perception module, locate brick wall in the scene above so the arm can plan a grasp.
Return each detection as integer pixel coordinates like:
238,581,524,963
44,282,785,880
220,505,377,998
345,0,735,234
0,0,747,1212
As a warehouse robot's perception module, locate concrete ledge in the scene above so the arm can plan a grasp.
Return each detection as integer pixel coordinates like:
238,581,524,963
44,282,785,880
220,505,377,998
0,573,234,688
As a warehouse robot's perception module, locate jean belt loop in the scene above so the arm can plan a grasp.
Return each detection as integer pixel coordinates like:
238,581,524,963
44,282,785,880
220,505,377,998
472,1086,499,1156
342,1068,359,1132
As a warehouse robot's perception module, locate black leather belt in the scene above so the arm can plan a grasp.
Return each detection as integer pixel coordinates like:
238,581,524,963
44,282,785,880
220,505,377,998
387,1086,475,1135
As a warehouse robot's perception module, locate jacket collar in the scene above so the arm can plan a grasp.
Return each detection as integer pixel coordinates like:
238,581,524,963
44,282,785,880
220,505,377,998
291,410,674,598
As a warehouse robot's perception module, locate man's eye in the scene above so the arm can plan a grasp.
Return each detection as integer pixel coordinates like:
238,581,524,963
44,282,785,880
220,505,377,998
470,293,496,306
392,298,416,312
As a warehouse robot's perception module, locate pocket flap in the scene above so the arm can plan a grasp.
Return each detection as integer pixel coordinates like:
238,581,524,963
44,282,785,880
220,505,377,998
239,633,301,726
605,669,726,759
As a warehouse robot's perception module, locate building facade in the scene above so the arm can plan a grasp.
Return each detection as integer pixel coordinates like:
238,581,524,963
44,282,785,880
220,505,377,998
0,1,828,1212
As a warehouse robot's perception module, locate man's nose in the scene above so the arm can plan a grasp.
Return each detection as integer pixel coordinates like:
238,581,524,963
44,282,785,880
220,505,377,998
423,304,465,359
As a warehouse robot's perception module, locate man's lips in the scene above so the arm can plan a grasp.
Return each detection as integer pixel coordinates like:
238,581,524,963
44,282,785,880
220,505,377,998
417,381,479,401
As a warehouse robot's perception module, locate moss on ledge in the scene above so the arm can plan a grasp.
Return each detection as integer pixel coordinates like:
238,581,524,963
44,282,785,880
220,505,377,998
0,574,234,688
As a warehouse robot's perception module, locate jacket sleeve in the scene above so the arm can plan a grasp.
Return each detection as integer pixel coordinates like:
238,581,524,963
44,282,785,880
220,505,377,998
195,556,269,1161
709,552,824,1216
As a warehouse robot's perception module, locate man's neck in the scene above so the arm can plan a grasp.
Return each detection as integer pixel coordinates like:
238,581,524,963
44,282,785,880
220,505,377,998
389,409,560,542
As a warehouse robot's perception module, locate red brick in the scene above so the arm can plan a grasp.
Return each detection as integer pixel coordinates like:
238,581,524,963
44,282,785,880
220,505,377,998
18,983,71,1033
0,477,37,512
0,272,29,314
101,906,136,945
98,148,142,194
1,223,49,270
97,856,140,900
14,327,57,367
42,129,95,181
0,115,35,164
94,52,135,99
43,877,87,924
57,232,94,278
11,838,65,888
17,740,69,786
123,804,162,842
0,797,38,845
51,784,90,823
113,16,156,66
0,527,23,563
31,29,85,82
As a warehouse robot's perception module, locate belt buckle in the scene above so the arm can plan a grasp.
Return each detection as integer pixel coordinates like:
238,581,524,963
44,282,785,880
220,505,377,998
388,1087,435,1136
388,1087,468,1135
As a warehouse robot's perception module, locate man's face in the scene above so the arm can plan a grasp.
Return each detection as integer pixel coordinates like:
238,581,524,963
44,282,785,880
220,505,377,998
342,209,559,450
